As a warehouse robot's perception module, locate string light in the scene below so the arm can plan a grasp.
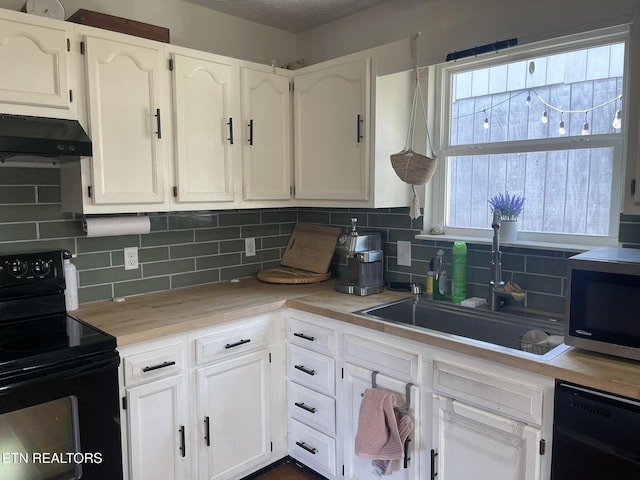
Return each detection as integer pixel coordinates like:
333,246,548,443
457,89,623,132
581,112,589,136
613,102,622,129
558,112,566,135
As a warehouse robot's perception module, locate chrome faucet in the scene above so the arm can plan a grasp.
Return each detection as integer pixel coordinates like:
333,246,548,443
488,211,511,311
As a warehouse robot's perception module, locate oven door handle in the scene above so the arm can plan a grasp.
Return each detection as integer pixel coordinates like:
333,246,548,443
0,352,120,394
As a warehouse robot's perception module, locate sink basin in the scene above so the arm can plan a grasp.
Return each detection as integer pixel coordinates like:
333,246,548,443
356,297,570,360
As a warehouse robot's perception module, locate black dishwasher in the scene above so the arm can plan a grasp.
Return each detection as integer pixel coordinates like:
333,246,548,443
551,381,640,479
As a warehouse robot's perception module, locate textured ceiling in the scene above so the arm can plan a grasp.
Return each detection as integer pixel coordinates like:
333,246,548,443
185,0,392,33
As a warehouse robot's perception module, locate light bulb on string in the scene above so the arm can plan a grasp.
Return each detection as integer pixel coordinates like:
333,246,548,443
483,110,489,129
612,108,622,129
558,112,566,135
541,110,548,124
581,112,589,136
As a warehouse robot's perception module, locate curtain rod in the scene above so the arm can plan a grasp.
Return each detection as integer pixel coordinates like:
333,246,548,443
446,38,518,62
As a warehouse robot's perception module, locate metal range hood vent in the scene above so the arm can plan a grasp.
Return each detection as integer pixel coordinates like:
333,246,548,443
0,113,92,160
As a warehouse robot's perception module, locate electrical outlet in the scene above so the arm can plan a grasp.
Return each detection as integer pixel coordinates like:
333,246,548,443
245,237,256,257
124,247,139,270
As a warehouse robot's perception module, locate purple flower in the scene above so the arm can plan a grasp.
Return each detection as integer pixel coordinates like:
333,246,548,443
488,192,525,221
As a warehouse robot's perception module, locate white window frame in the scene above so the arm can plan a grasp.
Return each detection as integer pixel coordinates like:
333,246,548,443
422,25,630,250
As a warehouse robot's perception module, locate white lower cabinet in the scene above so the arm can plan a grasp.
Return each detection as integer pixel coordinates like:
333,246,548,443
120,308,554,480
342,363,420,480
196,349,271,480
430,360,552,480
127,373,191,479
119,312,283,480
119,335,191,480
285,312,338,478
432,396,542,480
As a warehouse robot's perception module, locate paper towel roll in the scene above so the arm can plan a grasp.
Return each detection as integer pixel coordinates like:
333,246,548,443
84,216,151,237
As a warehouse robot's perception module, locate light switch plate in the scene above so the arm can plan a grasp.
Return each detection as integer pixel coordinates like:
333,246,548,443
245,237,256,257
397,240,412,266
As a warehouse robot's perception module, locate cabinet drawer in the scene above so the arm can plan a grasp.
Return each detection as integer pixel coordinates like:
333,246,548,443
287,344,335,396
286,316,335,355
343,333,419,383
194,319,269,366
433,362,544,425
123,342,184,386
288,382,336,436
288,418,336,478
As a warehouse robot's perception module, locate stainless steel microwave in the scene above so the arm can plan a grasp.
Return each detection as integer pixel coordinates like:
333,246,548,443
566,247,640,361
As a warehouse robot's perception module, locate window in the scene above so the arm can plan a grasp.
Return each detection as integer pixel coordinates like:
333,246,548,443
430,27,629,246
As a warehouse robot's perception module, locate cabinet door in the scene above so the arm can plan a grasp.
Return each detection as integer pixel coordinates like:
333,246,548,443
126,374,190,480
0,17,71,111
196,349,271,480
343,363,419,480
172,53,235,203
241,67,292,201
84,35,168,205
293,58,370,201
432,395,542,480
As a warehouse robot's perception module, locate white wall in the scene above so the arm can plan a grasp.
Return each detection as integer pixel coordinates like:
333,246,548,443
297,0,639,68
0,0,296,65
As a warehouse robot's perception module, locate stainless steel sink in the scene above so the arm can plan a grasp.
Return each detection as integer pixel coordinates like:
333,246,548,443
356,297,570,360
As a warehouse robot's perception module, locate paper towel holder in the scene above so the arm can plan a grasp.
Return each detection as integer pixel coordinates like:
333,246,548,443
83,215,151,238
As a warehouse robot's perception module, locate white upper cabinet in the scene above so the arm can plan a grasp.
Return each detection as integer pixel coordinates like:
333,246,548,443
240,66,292,202
81,33,170,208
171,50,236,205
293,57,371,202
0,10,74,117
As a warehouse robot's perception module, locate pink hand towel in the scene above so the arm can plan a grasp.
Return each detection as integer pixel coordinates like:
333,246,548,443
355,388,414,475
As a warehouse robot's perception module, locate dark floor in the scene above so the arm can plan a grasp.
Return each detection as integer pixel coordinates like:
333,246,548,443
243,459,325,480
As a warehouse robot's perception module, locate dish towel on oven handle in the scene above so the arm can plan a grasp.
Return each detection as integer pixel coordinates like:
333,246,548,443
354,388,414,476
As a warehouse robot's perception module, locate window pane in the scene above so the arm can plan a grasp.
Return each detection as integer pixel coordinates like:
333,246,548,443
449,43,625,145
446,148,614,236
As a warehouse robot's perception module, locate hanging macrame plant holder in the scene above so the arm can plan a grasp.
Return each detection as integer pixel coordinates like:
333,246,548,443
390,33,437,218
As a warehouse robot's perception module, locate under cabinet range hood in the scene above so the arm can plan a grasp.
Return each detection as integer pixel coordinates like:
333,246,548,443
0,113,92,159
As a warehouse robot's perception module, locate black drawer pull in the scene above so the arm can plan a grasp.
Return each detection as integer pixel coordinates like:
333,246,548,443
204,416,210,447
225,338,251,349
296,441,317,455
431,448,438,479
294,365,316,376
403,437,411,468
293,332,315,342
155,108,162,139
179,425,186,458
248,119,254,145
227,117,234,144
142,360,176,372
294,402,317,414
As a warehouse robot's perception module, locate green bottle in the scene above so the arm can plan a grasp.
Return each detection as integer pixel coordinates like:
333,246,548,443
451,241,467,304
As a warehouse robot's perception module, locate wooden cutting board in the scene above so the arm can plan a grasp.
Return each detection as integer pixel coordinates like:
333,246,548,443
280,224,342,273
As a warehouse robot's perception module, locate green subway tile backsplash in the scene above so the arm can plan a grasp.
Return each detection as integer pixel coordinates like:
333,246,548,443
2,167,640,313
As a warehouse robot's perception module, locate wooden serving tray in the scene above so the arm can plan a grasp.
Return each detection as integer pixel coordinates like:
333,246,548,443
68,9,170,43
257,267,331,284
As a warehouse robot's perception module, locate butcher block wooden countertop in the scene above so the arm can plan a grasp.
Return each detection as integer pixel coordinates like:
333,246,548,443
75,277,640,400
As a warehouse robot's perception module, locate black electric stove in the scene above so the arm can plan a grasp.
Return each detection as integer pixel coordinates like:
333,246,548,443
0,250,116,387
0,250,123,480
